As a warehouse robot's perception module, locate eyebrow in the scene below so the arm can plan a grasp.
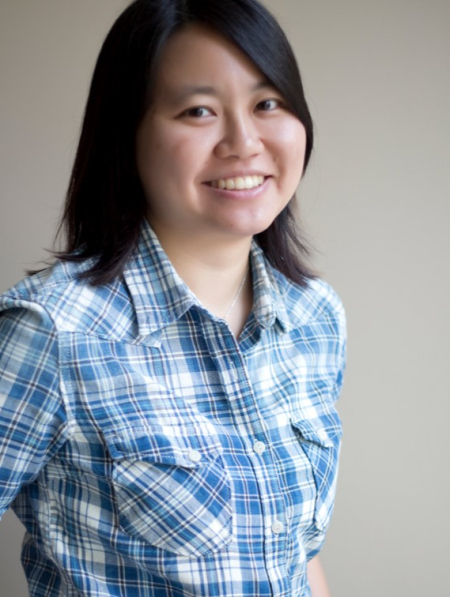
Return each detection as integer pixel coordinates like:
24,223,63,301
166,80,275,104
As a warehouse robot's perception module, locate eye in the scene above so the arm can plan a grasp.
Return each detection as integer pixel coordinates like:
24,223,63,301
256,99,282,112
182,106,213,118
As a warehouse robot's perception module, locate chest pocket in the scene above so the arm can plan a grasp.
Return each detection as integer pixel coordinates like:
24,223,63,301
103,426,233,558
291,410,342,532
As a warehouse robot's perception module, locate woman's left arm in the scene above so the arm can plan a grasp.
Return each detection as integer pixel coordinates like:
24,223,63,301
307,556,332,597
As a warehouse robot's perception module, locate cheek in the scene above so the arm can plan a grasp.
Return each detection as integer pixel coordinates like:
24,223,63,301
270,119,307,176
284,121,307,165
156,132,204,182
138,139,183,196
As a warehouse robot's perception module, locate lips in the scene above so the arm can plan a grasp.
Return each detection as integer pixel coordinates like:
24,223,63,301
208,175,266,190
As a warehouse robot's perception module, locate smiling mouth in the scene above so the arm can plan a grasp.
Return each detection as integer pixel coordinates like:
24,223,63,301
208,175,266,190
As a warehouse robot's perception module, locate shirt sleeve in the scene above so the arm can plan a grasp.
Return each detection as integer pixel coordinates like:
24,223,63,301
0,298,70,518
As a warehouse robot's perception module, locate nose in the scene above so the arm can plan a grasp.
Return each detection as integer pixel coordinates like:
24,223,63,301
214,112,264,160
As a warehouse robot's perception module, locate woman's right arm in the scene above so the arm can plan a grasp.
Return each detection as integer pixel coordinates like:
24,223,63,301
0,301,70,518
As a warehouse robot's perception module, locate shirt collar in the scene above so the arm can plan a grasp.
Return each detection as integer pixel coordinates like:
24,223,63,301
249,240,292,333
123,220,293,338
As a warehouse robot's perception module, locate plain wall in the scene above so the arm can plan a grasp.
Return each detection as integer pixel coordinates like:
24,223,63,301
1,1,449,595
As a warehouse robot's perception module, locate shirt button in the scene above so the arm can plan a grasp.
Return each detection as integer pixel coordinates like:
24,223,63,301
188,449,202,463
272,520,285,534
253,441,266,455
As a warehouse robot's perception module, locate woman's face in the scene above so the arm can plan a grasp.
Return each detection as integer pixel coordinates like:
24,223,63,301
136,24,307,245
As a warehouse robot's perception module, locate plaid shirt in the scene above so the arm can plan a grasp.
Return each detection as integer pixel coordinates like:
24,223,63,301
0,223,346,597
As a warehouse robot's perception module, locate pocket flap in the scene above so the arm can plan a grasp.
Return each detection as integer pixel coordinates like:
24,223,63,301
291,411,342,448
103,425,224,468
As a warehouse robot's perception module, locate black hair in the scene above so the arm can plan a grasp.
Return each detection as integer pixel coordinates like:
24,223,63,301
55,0,316,286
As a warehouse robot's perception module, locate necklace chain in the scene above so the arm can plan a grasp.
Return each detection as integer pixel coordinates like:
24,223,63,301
223,269,248,320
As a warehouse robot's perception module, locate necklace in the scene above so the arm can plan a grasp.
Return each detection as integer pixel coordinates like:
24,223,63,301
223,268,249,320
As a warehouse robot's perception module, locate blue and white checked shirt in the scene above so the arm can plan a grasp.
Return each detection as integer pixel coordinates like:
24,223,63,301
0,222,346,597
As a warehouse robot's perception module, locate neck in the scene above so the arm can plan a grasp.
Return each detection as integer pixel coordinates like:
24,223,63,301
151,223,253,336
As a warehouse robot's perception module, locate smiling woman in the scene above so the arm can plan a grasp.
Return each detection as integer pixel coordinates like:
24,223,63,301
0,1,346,596
136,24,308,320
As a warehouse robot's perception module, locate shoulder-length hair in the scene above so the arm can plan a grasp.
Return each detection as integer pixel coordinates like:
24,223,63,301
56,0,316,286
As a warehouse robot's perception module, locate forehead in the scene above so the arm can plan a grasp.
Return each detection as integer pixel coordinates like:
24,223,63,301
151,24,270,99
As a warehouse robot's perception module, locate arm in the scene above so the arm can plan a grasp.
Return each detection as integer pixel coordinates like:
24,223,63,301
0,301,69,517
307,556,332,597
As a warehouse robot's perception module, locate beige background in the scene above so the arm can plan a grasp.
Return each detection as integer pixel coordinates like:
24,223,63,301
1,0,449,595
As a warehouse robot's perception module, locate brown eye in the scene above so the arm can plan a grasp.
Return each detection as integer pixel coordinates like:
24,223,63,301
183,107,213,117
257,99,280,111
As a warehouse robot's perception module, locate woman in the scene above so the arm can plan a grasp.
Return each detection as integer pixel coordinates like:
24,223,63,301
0,1,346,595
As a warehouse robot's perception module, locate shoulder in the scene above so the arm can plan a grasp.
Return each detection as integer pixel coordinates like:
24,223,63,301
272,268,346,331
268,269,347,402
0,259,135,340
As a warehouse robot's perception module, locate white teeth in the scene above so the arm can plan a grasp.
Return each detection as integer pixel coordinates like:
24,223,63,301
210,175,265,190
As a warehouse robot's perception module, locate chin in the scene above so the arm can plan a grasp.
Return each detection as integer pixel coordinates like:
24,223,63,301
219,210,280,237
